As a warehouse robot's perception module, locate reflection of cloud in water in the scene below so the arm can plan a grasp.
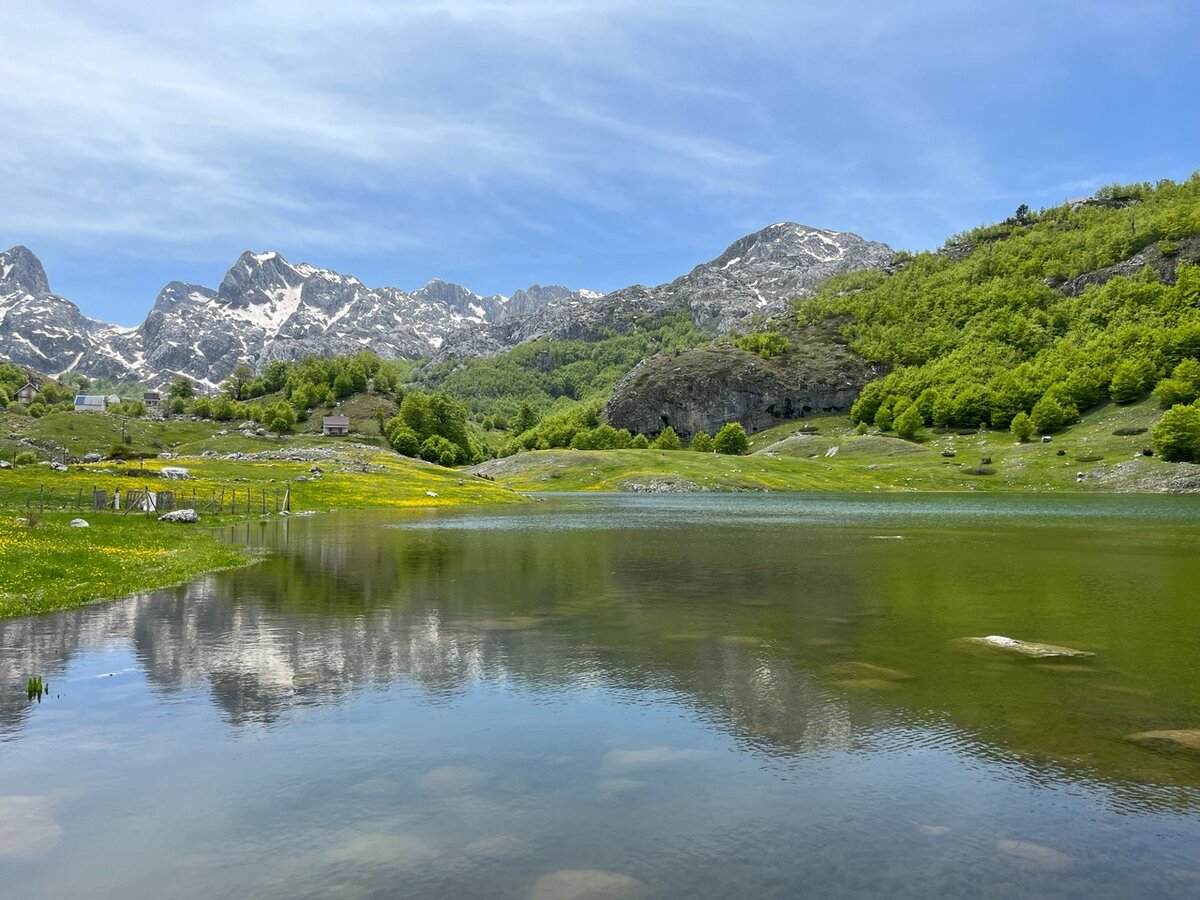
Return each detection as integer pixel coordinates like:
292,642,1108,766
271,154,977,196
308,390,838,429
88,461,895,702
530,868,648,900
324,832,440,868
419,766,488,794
463,834,531,859
596,777,646,799
0,795,62,859
602,747,707,770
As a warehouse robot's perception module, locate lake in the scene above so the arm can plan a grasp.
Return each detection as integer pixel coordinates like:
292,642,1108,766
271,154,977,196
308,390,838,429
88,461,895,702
2,493,1200,899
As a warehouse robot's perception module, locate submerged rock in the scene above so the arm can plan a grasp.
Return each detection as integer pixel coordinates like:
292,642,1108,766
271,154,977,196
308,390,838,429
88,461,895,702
997,839,1073,869
1127,730,1200,754
530,868,647,900
962,635,1094,658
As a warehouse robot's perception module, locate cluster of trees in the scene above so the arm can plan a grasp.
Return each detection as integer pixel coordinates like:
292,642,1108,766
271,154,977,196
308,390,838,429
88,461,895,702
218,352,404,406
384,392,480,466
496,402,749,456
733,331,790,359
423,313,706,422
151,352,410,429
788,176,1200,438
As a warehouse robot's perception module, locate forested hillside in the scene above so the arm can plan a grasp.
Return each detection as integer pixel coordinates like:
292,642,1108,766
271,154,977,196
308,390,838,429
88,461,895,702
791,176,1200,453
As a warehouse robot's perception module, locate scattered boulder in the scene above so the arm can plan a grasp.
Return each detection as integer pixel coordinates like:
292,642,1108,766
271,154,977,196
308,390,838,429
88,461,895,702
425,490,438,498
160,466,190,480
0,461,10,469
159,508,200,523
49,462,68,472
962,635,1093,658
82,451,103,463
1126,729,1200,754
69,518,89,528
941,449,956,458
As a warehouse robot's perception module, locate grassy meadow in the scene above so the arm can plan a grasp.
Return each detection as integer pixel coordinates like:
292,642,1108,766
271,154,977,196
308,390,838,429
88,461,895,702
473,398,1195,494
0,412,524,619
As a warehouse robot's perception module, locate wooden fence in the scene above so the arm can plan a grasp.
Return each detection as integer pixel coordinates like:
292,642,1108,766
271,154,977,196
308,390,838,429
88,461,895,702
1,484,292,517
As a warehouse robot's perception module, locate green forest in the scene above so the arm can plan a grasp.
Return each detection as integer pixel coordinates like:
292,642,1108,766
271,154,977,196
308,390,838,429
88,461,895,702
790,175,1200,458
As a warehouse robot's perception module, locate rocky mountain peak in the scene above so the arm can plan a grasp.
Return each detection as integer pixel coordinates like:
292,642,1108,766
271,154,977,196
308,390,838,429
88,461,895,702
0,246,51,296
412,278,481,307
217,251,305,306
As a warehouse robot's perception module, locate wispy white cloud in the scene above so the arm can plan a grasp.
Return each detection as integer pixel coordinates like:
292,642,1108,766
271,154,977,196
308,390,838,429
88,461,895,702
1,0,1197,319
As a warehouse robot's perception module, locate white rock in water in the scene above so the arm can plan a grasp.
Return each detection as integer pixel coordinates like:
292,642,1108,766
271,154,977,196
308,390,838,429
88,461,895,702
159,508,200,523
530,869,647,900
69,518,89,528
160,466,190,479
965,635,1093,658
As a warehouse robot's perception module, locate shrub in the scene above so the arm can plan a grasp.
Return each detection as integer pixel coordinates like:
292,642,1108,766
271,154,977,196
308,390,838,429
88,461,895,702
420,434,458,465
1010,411,1035,442
1031,395,1075,434
714,422,749,455
630,433,650,449
651,426,682,450
264,401,296,433
690,432,714,452
14,451,38,466
734,331,789,359
1110,357,1159,404
893,403,923,440
570,424,634,450
1152,404,1200,461
385,421,421,457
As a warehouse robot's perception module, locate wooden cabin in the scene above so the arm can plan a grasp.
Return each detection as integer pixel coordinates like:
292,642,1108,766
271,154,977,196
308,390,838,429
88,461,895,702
322,415,350,436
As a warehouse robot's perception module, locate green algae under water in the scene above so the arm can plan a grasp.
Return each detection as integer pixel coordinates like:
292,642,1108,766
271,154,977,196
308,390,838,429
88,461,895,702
2,493,1199,898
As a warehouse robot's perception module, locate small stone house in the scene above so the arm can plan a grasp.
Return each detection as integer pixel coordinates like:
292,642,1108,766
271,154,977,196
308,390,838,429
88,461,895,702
142,391,161,409
15,383,36,405
74,394,107,413
322,415,350,436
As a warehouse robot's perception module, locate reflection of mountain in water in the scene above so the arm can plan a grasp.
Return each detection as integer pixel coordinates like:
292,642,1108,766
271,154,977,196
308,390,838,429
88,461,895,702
3,502,1200,813
1,513,866,745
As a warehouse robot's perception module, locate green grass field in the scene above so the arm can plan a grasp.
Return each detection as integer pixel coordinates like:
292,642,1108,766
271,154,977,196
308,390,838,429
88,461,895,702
0,427,523,620
473,398,1195,494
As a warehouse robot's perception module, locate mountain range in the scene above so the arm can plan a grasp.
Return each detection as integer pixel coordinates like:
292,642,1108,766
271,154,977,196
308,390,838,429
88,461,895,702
0,223,892,388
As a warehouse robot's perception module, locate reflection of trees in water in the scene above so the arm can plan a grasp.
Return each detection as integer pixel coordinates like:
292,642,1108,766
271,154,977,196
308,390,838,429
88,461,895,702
2,510,1198,811
0,515,866,749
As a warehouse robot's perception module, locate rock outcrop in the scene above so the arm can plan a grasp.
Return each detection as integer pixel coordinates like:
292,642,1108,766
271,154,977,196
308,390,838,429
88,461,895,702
1053,235,1200,297
604,323,880,439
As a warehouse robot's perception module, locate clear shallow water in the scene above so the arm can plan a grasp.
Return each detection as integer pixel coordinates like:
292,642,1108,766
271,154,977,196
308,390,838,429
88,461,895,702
2,493,1200,899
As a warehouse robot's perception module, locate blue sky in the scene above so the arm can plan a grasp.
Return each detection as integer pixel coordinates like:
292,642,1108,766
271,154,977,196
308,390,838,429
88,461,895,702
2,0,1197,325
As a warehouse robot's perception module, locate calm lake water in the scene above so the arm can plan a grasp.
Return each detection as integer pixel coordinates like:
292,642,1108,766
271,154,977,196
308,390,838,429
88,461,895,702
3,493,1200,899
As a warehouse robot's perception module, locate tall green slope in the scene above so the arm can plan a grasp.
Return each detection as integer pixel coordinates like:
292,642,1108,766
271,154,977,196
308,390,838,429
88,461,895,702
795,177,1200,446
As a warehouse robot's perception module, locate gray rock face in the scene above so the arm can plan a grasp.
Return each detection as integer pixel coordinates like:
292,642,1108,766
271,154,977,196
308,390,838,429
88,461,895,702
604,326,881,439
1053,235,1200,297
0,247,593,387
435,223,893,360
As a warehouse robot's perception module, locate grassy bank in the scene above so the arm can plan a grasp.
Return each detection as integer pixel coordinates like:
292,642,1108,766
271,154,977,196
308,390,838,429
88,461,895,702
0,513,251,619
472,398,1200,493
0,449,523,620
